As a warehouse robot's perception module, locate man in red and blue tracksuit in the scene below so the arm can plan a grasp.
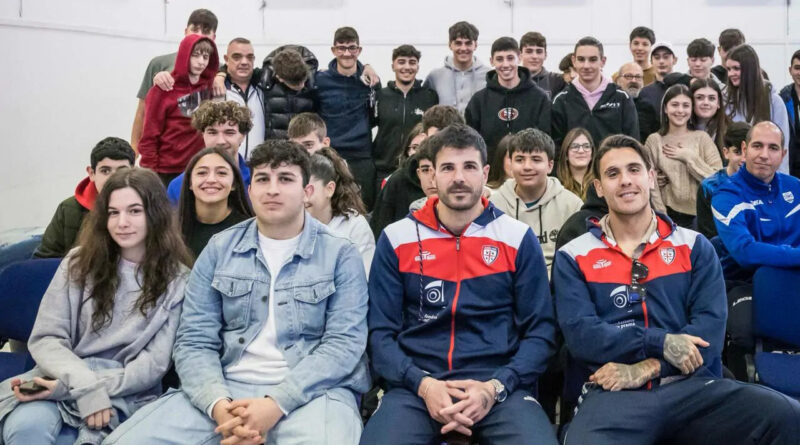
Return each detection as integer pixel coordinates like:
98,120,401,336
361,124,558,445
553,134,800,445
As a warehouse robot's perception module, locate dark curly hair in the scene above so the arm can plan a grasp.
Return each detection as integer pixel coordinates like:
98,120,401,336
309,147,366,217
191,100,253,134
71,168,193,332
248,139,311,186
273,48,309,85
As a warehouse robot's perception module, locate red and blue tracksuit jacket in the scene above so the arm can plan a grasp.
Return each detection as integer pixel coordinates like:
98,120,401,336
552,214,727,394
368,197,556,395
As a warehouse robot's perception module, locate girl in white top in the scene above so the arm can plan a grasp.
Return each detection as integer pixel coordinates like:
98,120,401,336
306,147,375,276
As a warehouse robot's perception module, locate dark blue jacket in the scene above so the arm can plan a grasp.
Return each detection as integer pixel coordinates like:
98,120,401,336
315,60,379,160
711,166,800,279
368,197,556,395
553,214,726,397
779,84,800,177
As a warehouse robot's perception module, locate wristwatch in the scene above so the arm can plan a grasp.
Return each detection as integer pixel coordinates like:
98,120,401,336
488,379,507,403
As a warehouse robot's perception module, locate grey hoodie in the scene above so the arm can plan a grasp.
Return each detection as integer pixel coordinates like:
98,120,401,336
489,177,582,275
424,55,490,114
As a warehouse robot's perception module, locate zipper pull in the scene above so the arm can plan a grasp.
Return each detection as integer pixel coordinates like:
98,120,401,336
456,237,461,251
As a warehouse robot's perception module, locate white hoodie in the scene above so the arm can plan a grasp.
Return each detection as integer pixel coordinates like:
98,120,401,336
489,177,583,276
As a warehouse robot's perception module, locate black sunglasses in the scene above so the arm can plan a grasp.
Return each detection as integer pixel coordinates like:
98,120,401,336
628,260,649,305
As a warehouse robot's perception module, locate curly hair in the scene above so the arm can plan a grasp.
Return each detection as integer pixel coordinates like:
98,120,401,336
309,147,366,217
71,168,192,332
191,100,253,134
273,48,309,85
248,139,311,185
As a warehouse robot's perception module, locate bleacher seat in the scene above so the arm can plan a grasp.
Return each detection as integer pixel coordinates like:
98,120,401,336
0,258,61,380
752,266,800,398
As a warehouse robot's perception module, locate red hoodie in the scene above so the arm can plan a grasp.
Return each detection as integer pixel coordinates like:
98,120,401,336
74,176,98,210
139,34,219,174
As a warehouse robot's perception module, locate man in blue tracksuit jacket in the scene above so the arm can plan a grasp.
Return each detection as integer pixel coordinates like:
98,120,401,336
554,134,799,445
361,124,558,445
711,121,800,378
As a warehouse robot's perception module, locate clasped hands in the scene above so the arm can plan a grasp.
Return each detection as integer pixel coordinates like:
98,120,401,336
417,377,496,437
212,397,283,445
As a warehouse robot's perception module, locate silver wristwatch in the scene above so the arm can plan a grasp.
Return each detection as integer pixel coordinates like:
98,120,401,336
489,379,507,403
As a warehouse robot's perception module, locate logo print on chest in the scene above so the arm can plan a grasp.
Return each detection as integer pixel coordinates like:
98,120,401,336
660,247,675,265
497,107,519,121
482,245,499,265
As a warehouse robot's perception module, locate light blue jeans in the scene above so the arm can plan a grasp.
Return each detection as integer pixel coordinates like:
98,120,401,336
103,379,362,445
1,400,77,445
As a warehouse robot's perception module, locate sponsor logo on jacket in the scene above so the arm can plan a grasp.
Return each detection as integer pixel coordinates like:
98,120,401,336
498,107,519,121
597,102,620,110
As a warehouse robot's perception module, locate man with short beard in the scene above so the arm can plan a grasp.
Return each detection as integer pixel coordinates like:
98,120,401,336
616,62,651,141
555,134,800,445
363,124,557,445
372,44,438,189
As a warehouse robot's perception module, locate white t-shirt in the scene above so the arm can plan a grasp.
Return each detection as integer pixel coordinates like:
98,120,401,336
224,231,300,385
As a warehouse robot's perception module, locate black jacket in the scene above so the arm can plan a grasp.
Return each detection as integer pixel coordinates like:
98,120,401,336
370,155,425,239
531,67,567,101
554,183,608,251
779,84,800,177
261,45,319,140
465,67,551,161
371,80,438,173
551,82,639,159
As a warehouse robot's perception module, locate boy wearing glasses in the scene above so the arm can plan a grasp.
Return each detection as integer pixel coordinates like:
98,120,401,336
553,135,799,445
489,128,582,276
316,26,381,209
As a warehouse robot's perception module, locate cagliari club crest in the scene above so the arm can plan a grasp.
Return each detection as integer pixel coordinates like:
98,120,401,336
660,247,675,265
482,245,499,265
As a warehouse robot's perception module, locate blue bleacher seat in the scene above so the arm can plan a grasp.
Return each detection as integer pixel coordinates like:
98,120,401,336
752,266,800,398
0,258,61,380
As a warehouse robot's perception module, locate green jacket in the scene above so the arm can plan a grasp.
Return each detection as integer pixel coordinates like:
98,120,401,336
34,177,95,258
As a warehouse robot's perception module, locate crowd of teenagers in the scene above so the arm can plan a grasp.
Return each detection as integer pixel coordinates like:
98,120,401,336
2,7,800,445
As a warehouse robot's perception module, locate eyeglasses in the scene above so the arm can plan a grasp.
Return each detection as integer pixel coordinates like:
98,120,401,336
628,259,649,305
569,143,592,152
621,74,644,81
334,45,361,54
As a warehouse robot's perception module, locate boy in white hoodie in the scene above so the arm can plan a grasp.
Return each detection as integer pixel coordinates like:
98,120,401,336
490,128,582,276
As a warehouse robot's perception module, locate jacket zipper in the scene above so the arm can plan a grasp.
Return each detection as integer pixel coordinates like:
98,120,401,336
447,235,462,370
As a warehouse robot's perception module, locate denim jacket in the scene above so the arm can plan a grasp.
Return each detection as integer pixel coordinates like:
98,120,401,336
173,215,370,415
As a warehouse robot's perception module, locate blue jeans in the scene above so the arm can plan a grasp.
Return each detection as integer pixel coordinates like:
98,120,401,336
360,387,558,445
1,400,77,445
103,379,362,445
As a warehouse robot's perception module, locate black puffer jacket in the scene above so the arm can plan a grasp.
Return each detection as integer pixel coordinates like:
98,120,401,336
260,45,319,139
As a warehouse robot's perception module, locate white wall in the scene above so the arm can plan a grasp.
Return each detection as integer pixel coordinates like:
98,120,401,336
2,0,799,231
